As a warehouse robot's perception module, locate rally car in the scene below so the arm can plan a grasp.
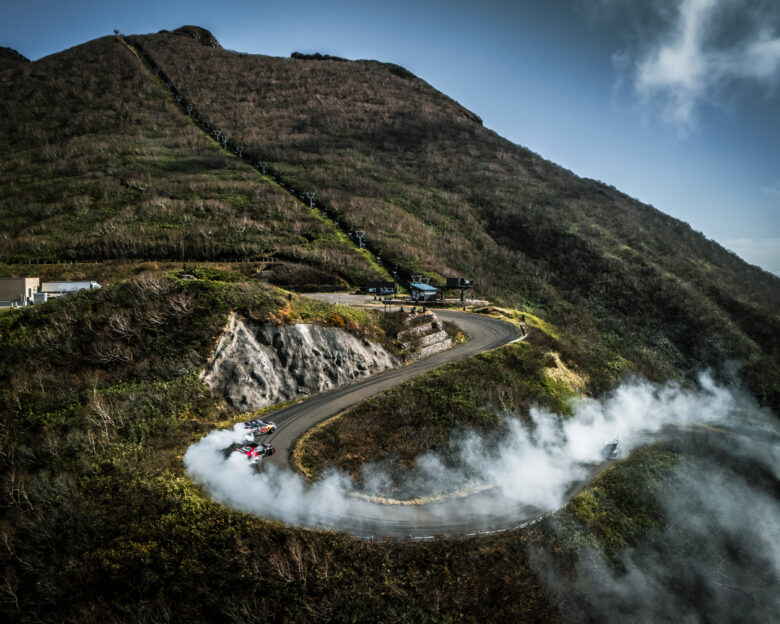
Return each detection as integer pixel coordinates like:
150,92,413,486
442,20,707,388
601,438,620,459
243,418,277,435
233,442,276,462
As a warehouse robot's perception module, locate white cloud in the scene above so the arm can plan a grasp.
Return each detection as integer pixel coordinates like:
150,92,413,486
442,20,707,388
630,0,780,130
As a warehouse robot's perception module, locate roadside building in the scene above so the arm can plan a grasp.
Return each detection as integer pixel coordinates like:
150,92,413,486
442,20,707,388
409,282,439,302
445,277,472,289
445,276,474,301
0,277,40,307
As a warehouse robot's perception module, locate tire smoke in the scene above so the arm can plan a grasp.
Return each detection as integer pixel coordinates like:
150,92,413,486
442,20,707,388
184,374,772,537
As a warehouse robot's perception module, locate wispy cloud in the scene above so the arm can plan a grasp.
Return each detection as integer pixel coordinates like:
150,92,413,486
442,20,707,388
619,0,780,131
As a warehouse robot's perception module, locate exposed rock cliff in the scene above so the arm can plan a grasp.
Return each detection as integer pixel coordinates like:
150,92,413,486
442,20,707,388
202,314,398,410
398,312,452,359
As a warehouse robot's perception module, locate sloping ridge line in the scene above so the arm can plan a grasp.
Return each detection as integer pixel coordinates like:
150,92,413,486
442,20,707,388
115,33,386,270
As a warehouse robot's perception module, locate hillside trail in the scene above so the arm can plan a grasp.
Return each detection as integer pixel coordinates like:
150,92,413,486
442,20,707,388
114,32,389,276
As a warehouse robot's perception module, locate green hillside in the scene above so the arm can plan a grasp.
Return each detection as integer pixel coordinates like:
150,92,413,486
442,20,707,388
0,35,383,287
2,26,777,406
0,25,778,623
129,27,778,408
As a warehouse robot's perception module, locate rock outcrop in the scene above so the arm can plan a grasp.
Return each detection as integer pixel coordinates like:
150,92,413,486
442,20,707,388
170,26,222,48
202,314,398,410
398,312,452,359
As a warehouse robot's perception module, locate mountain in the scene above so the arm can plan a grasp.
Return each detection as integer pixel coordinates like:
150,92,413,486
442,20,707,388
0,33,384,288
1,26,779,623
2,26,777,407
0,46,29,63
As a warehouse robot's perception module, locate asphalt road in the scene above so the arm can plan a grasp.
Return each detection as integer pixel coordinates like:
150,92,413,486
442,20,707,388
225,298,580,537
266,302,523,471
194,297,774,537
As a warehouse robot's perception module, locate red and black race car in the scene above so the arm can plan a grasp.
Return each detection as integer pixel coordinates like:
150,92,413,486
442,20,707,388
233,442,276,462
243,418,277,435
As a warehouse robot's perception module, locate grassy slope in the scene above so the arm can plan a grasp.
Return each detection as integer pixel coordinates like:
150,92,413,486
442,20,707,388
299,328,581,489
0,36,382,287
0,273,563,623
136,29,779,409
1,26,777,622
0,273,709,623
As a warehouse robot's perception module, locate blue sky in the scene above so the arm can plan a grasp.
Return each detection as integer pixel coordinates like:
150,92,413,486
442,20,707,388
2,0,778,274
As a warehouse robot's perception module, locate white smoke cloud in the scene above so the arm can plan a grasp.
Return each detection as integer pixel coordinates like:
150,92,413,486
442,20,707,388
613,0,780,130
362,373,738,506
184,424,353,528
184,373,766,538
535,412,780,622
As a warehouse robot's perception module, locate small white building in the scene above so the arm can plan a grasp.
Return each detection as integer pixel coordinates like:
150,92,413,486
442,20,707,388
0,277,40,307
0,277,101,306
41,281,101,297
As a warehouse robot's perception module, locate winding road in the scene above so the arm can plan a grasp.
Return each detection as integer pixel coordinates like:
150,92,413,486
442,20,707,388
265,298,523,475
190,296,748,538
227,296,567,538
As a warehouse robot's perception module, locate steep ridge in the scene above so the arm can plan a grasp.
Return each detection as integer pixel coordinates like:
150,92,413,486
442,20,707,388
132,28,779,409
117,32,388,272
0,46,29,63
0,34,383,286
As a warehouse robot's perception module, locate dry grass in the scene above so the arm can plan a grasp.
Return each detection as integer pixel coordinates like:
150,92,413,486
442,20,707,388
0,36,382,285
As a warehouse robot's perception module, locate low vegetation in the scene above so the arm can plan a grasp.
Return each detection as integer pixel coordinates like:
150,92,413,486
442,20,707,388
0,274,568,622
2,25,778,622
297,325,585,490
1,271,770,622
0,36,383,288
134,28,779,410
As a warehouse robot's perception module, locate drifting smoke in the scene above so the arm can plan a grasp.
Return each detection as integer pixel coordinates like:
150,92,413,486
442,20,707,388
359,373,739,506
184,374,772,537
183,426,353,528
534,412,780,622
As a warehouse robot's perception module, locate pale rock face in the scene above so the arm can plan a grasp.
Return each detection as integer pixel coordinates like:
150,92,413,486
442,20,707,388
201,315,398,410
